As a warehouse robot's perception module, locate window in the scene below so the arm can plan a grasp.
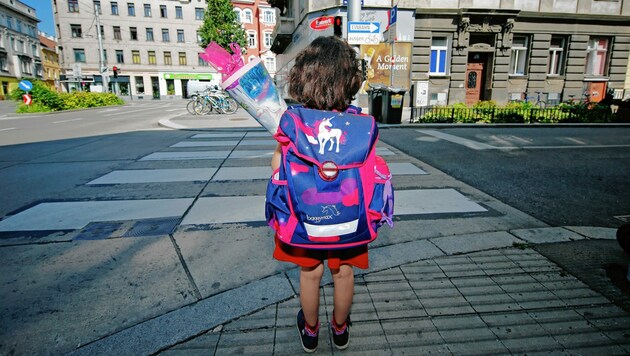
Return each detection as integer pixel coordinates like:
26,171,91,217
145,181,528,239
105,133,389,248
175,6,182,19
135,76,144,94
0,53,8,71
510,36,529,75
179,52,186,65
132,50,140,64
6,16,12,30
242,9,253,23
111,2,119,15
164,51,172,65
160,5,167,18
247,31,256,48
196,31,202,43
548,36,566,76
429,37,448,75
102,49,107,62
127,3,135,16
148,51,156,64
68,0,79,12
264,31,273,48
264,56,276,71
20,57,32,75
262,9,275,23
162,29,170,42
195,8,204,20
32,44,38,57
71,24,82,38
116,50,124,63
143,4,151,17
18,40,24,53
100,25,105,39
177,29,185,43
585,37,609,76
113,26,121,40
198,54,208,66
74,48,86,62
233,8,241,22
94,0,101,14
130,27,138,40
146,28,154,41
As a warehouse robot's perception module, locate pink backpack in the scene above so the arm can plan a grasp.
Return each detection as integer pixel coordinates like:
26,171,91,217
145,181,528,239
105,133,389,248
265,106,394,250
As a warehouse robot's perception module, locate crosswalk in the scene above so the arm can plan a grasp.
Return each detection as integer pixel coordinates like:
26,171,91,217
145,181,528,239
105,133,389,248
0,131,488,233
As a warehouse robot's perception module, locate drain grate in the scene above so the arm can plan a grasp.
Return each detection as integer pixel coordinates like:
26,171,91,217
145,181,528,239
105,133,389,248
122,217,180,237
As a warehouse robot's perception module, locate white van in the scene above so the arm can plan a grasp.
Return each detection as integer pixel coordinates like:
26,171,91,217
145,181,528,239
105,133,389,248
186,80,220,98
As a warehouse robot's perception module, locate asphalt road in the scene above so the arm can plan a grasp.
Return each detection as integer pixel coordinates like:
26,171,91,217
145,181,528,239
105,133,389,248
379,126,630,228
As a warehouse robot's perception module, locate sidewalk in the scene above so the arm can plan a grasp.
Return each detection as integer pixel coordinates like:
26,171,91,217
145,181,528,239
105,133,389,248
96,114,630,354
2,109,629,355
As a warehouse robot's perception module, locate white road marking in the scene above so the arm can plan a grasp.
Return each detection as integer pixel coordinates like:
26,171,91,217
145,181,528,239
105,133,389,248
140,151,231,161
417,130,499,150
0,127,16,132
181,188,486,225
87,168,217,184
53,118,83,124
0,199,194,231
171,140,240,148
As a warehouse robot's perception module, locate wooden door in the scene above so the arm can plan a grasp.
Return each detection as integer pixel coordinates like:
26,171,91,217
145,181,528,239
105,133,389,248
466,62,484,106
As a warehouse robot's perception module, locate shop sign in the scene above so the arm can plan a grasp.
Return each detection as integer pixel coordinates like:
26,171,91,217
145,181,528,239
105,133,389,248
163,73,214,80
310,16,334,31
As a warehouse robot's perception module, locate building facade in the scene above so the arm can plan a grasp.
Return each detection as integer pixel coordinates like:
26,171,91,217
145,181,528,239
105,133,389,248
0,0,42,98
40,32,61,91
233,0,277,73
53,0,276,99
271,0,630,109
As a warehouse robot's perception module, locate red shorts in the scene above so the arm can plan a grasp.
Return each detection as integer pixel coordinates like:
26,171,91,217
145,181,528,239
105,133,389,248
273,236,369,270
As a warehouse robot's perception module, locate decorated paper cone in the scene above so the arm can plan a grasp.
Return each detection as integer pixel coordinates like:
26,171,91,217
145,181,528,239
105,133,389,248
221,58,286,134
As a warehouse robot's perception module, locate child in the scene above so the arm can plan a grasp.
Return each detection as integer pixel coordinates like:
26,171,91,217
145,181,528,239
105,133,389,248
270,36,365,353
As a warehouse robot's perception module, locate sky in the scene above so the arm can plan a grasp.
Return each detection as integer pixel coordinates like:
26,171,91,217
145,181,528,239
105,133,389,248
21,0,55,37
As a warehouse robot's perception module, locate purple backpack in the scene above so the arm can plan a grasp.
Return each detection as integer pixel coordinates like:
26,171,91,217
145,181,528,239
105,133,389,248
266,106,394,250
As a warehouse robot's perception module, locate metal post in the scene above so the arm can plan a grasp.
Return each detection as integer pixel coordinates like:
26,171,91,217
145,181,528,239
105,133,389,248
94,3,108,92
347,0,361,22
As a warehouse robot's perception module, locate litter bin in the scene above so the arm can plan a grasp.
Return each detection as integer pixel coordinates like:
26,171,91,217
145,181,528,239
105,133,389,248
367,84,385,122
381,87,407,124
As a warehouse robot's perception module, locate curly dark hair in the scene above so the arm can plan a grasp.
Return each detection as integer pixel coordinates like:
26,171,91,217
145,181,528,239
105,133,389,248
288,36,362,111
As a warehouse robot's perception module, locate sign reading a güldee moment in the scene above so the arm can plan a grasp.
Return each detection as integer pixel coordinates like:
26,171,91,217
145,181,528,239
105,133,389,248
310,16,334,31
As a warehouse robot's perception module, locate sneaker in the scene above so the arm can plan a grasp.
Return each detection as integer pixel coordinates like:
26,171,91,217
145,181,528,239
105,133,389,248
297,309,319,353
331,313,351,350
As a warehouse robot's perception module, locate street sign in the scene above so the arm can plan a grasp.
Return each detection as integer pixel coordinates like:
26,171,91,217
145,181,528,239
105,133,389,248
347,21,381,45
23,94,32,105
18,80,32,92
389,5,398,26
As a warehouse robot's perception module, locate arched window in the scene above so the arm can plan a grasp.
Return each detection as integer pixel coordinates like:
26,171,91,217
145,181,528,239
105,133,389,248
247,30,257,48
242,9,253,23
233,8,241,23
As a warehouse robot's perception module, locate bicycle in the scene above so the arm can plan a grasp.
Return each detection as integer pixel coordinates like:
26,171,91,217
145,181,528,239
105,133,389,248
524,91,546,109
193,90,238,115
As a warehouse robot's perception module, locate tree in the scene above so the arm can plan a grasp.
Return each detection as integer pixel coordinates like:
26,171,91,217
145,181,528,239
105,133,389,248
198,0,247,53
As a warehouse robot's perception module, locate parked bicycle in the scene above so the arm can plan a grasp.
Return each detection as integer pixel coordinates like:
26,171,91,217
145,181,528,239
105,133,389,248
186,88,238,115
523,91,547,108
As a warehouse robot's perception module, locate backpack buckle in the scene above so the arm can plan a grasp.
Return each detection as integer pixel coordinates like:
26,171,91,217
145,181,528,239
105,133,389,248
319,161,339,181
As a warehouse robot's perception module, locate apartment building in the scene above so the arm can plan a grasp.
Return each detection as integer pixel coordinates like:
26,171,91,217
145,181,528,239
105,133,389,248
233,0,277,74
0,0,42,98
40,32,61,91
53,0,276,99
271,0,630,108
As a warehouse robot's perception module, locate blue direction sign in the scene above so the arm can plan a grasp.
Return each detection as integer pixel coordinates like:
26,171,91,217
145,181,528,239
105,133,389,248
348,21,380,33
18,80,33,92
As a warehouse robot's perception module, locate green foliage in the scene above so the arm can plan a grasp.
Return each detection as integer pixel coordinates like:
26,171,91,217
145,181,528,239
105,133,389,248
9,79,123,113
412,100,619,124
59,92,123,110
197,0,247,52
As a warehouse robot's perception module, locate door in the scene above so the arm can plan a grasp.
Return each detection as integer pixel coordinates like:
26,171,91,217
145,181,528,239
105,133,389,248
586,81,607,103
465,62,484,106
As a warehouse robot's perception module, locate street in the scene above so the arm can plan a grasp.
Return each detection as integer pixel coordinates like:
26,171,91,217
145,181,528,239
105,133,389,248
0,103,629,354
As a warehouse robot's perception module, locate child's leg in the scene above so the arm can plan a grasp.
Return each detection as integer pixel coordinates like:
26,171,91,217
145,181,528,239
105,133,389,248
300,263,324,327
331,264,354,324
